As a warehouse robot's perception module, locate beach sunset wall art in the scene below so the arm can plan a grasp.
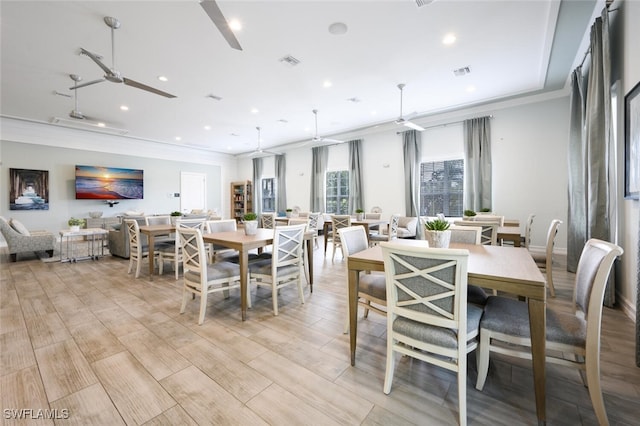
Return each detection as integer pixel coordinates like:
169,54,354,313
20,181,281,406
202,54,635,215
75,165,144,200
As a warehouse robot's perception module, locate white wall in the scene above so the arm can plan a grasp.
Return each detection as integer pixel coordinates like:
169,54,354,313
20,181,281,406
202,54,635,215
239,93,571,252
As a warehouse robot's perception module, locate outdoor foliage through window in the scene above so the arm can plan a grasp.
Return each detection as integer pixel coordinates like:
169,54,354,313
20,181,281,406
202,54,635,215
261,178,275,212
420,159,464,216
326,170,349,214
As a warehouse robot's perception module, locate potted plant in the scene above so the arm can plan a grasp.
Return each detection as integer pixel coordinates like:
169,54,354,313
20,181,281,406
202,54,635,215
170,211,182,225
285,208,293,218
243,212,258,235
463,209,476,220
68,217,85,232
355,209,364,221
424,218,451,248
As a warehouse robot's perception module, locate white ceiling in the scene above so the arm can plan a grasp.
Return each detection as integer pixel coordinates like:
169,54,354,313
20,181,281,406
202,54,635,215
0,0,598,155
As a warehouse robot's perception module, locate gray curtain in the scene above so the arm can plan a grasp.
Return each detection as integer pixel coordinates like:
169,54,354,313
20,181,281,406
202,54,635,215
567,67,587,273
402,130,422,239
310,146,328,212
348,139,364,213
567,9,614,305
252,157,262,214
275,155,287,214
463,117,492,212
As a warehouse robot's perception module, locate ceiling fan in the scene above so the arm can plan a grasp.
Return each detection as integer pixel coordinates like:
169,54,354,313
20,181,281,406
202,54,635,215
310,109,345,145
395,83,425,131
71,16,176,98
245,127,281,157
67,74,101,121
200,0,243,51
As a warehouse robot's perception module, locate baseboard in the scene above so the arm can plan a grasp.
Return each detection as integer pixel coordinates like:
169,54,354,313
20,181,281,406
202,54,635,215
616,291,637,321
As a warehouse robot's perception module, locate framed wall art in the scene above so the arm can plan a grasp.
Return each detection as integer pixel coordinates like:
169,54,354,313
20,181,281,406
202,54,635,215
625,80,640,200
9,168,50,210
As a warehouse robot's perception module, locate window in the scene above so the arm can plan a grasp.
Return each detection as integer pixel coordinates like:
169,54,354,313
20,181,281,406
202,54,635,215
326,170,349,214
420,159,464,216
261,178,275,212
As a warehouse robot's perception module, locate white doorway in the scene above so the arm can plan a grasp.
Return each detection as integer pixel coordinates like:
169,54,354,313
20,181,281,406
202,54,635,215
180,172,207,213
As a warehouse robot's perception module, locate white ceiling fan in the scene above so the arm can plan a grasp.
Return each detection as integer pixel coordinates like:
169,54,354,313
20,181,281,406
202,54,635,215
245,127,281,157
395,83,425,131
67,74,102,122
310,109,345,145
71,16,176,98
200,0,243,51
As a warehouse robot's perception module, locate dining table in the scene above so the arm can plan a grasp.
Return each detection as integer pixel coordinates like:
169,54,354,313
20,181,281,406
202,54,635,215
347,240,547,424
202,228,315,321
323,217,388,252
497,225,522,247
139,223,175,280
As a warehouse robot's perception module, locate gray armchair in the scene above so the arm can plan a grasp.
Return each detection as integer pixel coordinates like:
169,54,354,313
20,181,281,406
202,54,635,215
0,216,55,262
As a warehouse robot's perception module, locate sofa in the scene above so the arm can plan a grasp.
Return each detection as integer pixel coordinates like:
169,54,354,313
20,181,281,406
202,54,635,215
380,216,418,238
0,216,56,261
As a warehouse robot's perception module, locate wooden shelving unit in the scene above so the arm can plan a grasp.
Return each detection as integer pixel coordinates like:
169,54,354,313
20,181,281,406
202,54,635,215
230,180,252,223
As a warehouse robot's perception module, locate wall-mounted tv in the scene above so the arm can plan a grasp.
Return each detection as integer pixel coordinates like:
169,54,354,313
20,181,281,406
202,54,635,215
75,165,143,200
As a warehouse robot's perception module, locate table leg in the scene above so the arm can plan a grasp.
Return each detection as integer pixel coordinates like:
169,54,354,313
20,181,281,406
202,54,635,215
324,222,330,255
307,239,314,292
348,268,360,366
148,235,156,280
240,249,249,321
514,237,521,247
528,297,546,424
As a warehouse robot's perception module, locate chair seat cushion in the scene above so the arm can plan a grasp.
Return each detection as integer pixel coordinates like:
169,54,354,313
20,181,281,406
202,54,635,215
185,261,240,282
359,274,386,301
392,303,483,349
249,261,299,277
481,296,586,347
468,285,489,306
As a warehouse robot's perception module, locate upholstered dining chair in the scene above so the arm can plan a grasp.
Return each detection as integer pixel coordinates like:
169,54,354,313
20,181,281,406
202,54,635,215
339,225,387,334
475,239,623,426
124,219,155,278
178,227,245,325
329,215,352,261
521,213,535,249
474,214,505,226
449,225,489,305
205,219,237,261
144,215,173,243
368,214,399,246
380,242,481,426
248,224,307,315
454,220,498,246
529,219,562,297
307,212,321,248
260,213,275,229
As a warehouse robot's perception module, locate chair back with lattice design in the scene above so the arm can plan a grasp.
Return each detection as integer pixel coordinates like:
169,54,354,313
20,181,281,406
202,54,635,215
176,218,205,231
125,219,144,256
331,215,352,243
455,221,497,245
260,213,275,229
308,213,320,230
178,227,207,284
272,224,306,269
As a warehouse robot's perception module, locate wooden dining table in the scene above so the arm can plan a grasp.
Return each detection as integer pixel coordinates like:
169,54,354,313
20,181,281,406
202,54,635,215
139,223,175,280
347,240,548,424
497,225,522,247
202,228,315,321
323,217,388,252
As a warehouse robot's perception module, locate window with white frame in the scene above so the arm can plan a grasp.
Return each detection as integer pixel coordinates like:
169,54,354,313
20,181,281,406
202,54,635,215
261,178,275,212
326,170,349,214
419,159,464,216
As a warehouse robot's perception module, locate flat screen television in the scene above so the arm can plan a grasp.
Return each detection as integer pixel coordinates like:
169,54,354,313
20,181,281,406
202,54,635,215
75,165,144,200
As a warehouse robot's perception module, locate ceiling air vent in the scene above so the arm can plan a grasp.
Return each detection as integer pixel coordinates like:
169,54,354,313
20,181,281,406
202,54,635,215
453,66,471,77
279,55,300,67
206,94,222,101
415,0,436,7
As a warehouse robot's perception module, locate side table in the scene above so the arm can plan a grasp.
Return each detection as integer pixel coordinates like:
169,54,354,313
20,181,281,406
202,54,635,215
59,228,109,262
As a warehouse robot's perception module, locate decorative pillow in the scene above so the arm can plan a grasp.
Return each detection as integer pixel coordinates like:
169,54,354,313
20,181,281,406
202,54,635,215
9,218,31,236
124,210,144,216
110,224,122,231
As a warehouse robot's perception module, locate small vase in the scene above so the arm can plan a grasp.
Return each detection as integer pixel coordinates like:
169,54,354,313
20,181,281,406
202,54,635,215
425,230,451,248
70,225,80,232
356,213,364,221
244,220,258,236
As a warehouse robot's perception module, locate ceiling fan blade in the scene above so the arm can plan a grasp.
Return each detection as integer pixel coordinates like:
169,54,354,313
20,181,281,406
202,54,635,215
69,78,105,90
200,0,243,51
321,137,345,143
123,77,177,98
403,121,425,131
79,48,112,75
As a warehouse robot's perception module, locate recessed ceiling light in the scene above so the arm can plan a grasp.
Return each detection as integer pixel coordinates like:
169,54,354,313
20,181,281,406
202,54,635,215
157,76,168,82
371,110,377,115
328,22,348,35
466,85,476,92
175,136,182,141
442,33,456,45
251,108,259,114
204,125,211,130
97,122,105,127
323,80,332,88
228,19,242,31
120,105,129,111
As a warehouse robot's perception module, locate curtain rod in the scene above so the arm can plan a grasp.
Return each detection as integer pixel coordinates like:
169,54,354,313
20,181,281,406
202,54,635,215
395,115,493,135
578,6,618,67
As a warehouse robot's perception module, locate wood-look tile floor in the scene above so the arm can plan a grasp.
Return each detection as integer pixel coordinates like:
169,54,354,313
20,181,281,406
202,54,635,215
1,244,639,425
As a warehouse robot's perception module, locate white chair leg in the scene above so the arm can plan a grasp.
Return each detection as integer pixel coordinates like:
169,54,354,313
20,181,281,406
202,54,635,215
297,276,305,305
134,256,142,278
272,283,279,316
475,330,491,391
158,254,164,275
383,342,396,394
458,354,468,426
586,354,609,425
180,288,189,314
198,290,208,325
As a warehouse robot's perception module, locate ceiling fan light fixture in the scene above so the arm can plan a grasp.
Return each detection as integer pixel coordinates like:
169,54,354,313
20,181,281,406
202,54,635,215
403,121,425,131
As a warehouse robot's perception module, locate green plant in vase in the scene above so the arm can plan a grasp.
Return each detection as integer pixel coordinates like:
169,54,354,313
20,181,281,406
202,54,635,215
68,217,85,230
424,218,451,248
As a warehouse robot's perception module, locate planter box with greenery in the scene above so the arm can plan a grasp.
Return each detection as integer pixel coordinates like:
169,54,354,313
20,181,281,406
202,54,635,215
68,217,86,232
424,218,451,248
463,209,476,220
